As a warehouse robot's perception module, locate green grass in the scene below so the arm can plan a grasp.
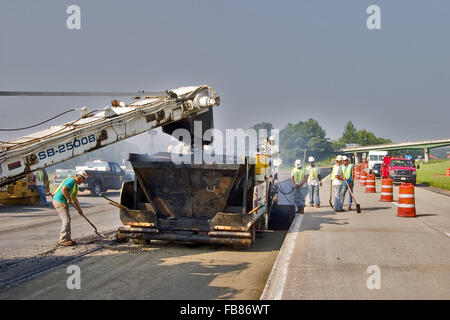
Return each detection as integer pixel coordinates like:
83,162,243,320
416,159,450,191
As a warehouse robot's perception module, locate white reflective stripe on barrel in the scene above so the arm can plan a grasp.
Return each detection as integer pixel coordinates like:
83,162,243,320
398,204,415,208
381,185,393,189
399,194,414,198
366,180,375,183
381,192,393,196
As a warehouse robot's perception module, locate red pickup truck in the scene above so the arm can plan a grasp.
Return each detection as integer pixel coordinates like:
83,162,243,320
381,157,417,185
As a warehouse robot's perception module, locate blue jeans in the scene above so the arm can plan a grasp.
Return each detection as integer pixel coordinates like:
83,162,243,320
342,181,353,206
36,185,48,206
334,184,344,211
292,186,308,208
308,185,320,205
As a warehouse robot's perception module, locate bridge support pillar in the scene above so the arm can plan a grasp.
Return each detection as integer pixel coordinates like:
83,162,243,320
424,148,430,163
354,152,360,165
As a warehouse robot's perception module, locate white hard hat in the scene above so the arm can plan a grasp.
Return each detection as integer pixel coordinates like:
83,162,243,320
77,170,88,179
336,155,343,161
308,156,315,162
295,159,302,168
342,155,348,161
269,135,275,141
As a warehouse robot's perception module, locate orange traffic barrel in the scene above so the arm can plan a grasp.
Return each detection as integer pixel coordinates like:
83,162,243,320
360,171,367,186
355,165,361,180
379,178,393,201
365,173,376,193
398,183,416,217
447,168,450,176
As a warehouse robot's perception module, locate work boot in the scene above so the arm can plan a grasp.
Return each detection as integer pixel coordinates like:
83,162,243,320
315,204,320,208
335,209,345,213
58,240,76,246
299,206,304,214
347,206,352,211
309,204,314,208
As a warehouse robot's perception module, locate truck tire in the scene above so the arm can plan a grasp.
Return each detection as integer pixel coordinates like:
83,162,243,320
91,181,102,197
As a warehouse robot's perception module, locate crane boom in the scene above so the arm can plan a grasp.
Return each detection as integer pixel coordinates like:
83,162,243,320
0,85,220,187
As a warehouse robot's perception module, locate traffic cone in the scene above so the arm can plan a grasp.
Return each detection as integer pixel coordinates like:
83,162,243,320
365,173,376,193
360,171,367,186
355,165,361,180
379,178,393,201
398,183,416,217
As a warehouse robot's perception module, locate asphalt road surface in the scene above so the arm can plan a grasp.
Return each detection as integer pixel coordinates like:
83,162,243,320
2,169,447,300
263,176,450,300
0,190,287,299
0,191,122,259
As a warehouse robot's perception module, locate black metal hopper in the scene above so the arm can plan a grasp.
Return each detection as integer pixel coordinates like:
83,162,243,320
115,153,260,247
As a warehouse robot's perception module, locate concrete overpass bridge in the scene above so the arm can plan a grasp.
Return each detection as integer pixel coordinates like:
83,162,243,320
339,138,450,163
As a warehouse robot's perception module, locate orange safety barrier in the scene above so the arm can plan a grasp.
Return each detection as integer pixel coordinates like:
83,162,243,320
365,173,376,193
379,178,393,201
398,183,416,217
355,165,361,180
360,171,367,186
447,168,450,176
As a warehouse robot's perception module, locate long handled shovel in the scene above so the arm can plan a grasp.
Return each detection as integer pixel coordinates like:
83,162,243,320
329,180,334,209
69,202,106,238
77,210,106,238
49,191,105,238
345,180,361,213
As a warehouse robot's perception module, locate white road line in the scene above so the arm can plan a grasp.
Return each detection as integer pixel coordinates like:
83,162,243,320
260,213,304,300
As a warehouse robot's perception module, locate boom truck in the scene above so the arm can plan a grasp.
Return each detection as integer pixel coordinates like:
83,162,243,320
0,85,287,248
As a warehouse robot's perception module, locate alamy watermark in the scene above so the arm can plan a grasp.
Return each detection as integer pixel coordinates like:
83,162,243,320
366,5,381,30
66,5,81,30
66,264,81,290
366,265,381,290
167,123,279,165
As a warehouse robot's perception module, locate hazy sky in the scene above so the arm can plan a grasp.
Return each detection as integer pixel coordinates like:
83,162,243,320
1,0,449,146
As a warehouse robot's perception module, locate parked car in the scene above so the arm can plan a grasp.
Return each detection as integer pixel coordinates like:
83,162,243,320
381,157,417,185
372,163,382,177
76,161,126,196
54,169,77,185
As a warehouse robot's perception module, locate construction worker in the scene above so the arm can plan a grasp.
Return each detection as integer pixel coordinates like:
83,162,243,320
291,159,309,214
52,171,88,246
332,155,345,212
341,155,355,211
306,156,322,208
34,169,49,207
